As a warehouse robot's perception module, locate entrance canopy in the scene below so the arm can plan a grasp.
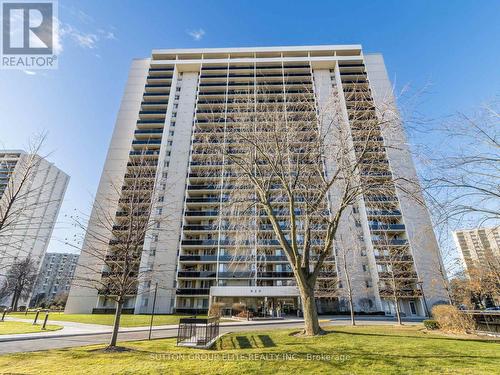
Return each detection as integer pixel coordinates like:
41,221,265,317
210,286,300,297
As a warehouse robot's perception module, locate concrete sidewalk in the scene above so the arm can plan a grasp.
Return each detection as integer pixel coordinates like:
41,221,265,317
0,316,305,342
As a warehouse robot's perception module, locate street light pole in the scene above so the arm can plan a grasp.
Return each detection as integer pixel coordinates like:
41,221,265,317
148,282,158,340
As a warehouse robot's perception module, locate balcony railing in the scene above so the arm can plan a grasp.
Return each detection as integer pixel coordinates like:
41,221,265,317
372,239,409,246
369,224,405,231
175,288,210,295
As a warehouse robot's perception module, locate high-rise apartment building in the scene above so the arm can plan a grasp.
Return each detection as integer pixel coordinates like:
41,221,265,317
0,150,69,306
30,252,79,306
66,45,448,317
453,227,500,274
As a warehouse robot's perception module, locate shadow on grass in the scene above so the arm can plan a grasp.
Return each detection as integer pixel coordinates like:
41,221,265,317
225,334,277,349
257,335,276,348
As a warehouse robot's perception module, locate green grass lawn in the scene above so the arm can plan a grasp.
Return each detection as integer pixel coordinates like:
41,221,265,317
0,321,62,335
0,325,498,374
8,312,206,327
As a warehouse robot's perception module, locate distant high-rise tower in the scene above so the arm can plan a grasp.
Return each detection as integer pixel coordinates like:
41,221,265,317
453,227,500,274
0,150,69,306
66,45,448,317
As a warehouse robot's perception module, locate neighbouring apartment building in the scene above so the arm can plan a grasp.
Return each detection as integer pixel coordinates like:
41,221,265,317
0,150,69,307
453,227,500,274
30,252,79,307
66,45,448,318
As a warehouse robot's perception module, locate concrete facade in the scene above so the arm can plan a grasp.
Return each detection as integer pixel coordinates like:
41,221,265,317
453,226,500,274
0,150,69,307
30,252,79,306
66,45,448,317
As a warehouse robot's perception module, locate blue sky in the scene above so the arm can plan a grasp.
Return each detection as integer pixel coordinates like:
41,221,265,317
0,0,499,254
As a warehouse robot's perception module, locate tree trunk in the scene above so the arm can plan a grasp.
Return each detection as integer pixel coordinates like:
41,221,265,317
348,294,355,326
297,281,322,335
11,289,20,311
393,295,402,325
109,299,124,347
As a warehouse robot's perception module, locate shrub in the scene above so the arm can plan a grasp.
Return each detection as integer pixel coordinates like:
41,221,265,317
208,302,225,318
423,319,439,330
432,304,475,333
236,310,253,319
231,303,246,315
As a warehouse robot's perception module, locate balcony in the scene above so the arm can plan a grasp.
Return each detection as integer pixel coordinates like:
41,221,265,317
257,271,293,278
141,100,168,106
139,110,167,115
365,196,398,202
137,120,164,124
218,272,253,278
146,75,172,80
132,140,162,145
375,254,413,262
179,255,218,262
378,288,421,297
184,210,219,217
129,150,159,156
149,67,174,72
366,210,402,216
134,129,163,135
175,288,210,295
177,271,217,278
369,224,405,231
181,239,219,246
182,225,218,231
185,197,223,203
361,172,392,178
143,93,170,97
372,239,409,246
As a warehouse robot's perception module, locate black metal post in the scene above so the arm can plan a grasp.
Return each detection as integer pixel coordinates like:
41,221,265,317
33,310,40,325
42,313,49,330
148,283,158,340
1,309,6,321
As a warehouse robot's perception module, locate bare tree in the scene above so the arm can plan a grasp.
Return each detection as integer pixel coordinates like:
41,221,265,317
198,83,417,335
0,257,37,310
68,154,173,348
339,244,356,326
374,229,419,325
335,218,367,326
424,99,499,227
429,220,462,305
